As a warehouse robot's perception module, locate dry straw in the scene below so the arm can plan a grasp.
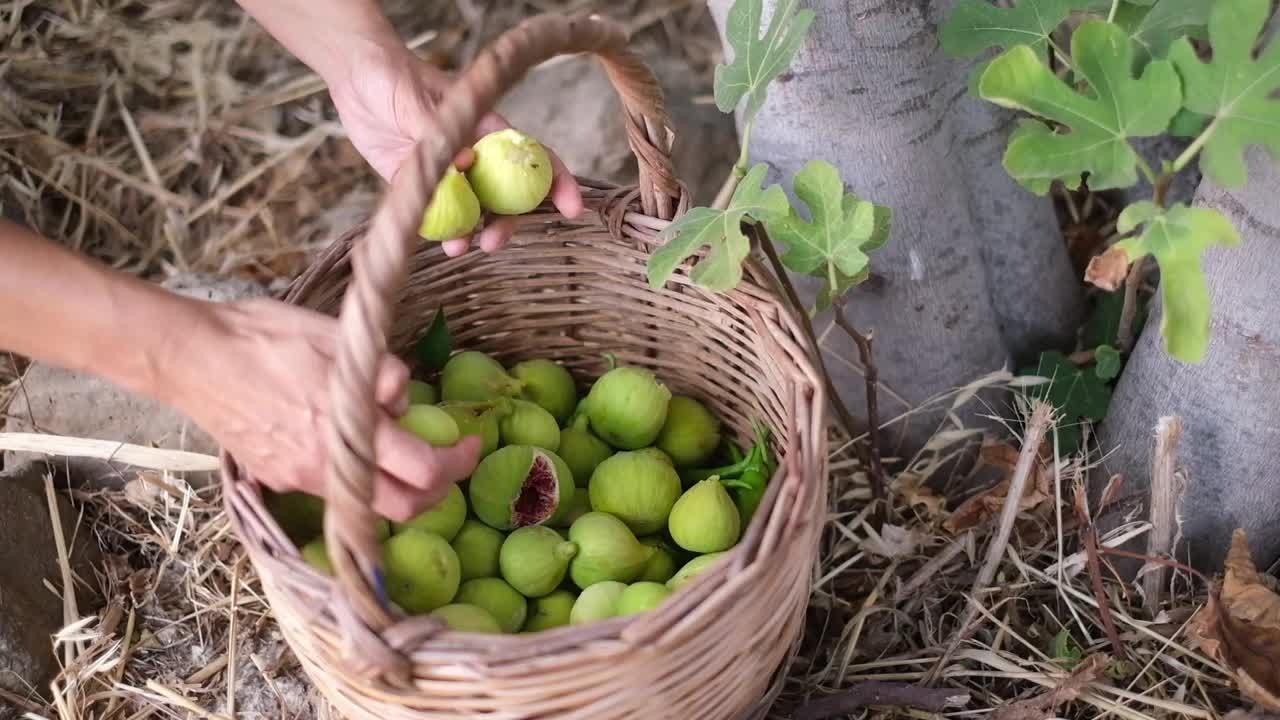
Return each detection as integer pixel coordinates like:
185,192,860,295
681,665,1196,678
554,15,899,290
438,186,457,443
220,13,828,720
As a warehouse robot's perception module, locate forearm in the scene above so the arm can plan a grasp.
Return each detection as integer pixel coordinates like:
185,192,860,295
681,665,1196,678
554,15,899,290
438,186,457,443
233,0,406,86
0,219,205,403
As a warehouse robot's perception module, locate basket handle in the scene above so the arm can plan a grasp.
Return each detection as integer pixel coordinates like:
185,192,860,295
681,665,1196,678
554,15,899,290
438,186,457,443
319,13,683,670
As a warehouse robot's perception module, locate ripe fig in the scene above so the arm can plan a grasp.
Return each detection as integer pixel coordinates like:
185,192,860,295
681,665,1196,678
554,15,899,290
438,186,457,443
557,415,614,487
523,589,577,632
499,525,578,598
455,577,528,633
666,551,727,592
498,399,561,452
441,350,522,402
569,580,627,625
399,404,461,447
655,396,722,468
633,447,674,466
637,536,678,584
465,128,554,215
393,483,467,542
615,582,672,616
668,477,741,554
451,518,504,581
583,364,671,449
510,358,578,425
407,380,438,405
382,528,461,614
469,445,575,530
417,166,482,241
431,603,502,633
567,512,655,589
438,399,508,457
301,539,332,575
588,450,682,535
549,489,591,529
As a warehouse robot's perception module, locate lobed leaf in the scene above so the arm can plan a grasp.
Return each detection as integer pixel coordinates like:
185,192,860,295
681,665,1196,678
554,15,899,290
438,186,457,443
978,20,1182,193
714,0,815,123
762,160,892,311
1019,349,1112,454
940,0,1107,61
1113,203,1241,363
1113,0,1210,63
1168,0,1280,188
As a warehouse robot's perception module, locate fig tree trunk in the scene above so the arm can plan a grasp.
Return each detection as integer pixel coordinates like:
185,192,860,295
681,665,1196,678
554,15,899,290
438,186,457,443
705,0,1085,457
1095,146,1280,575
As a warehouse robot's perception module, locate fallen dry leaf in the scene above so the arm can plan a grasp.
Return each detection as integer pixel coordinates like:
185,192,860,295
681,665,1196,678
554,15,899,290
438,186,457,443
943,441,1054,534
892,472,946,518
1192,529,1280,710
991,653,1108,720
1085,246,1131,291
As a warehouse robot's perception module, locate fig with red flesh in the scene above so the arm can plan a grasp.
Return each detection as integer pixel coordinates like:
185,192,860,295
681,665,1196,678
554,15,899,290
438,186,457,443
468,444,575,530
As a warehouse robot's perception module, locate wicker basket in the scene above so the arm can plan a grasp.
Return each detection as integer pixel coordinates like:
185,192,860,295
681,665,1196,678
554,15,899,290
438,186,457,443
221,13,828,720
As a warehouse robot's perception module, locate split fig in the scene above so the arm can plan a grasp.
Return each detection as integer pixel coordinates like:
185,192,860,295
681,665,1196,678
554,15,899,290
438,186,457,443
499,525,578,598
465,128,554,215
615,582,672,616
451,519,505,581
588,450,682,535
382,528,461,614
407,380,438,405
668,477,741,554
441,351,522,402
394,483,467,542
399,404,461,447
655,396,721,468
510,358,578,425
499,399,561,452
438,400,508,457
455,577,528,633
666,551,727,592
569,581,627,624
469,445,575,530
524,589,577,632
567,511,655,589
583,364,671,449
417,166,482,241
557,415,614,487
431,603,502,633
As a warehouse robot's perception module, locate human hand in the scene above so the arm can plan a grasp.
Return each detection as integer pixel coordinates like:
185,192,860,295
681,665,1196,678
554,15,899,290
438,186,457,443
328,46,584,257
177,297,482,522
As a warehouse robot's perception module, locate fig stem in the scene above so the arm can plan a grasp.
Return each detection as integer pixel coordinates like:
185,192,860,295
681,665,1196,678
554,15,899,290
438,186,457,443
601,351,618,371
554,541,579,561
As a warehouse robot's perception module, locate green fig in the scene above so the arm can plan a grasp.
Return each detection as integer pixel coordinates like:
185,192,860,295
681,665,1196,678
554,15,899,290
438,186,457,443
510,358,578,426
469,445,575,530
588,451,682,536
451,519,504,581
265,490,325,545
431,603,502,633
499,526,578,598
499,399,561,452
634,447,674,466
583,364,671,449
438,399,508,457
407,380,438,405
637,536,678,584
301,539,333,575
466,128,555,215
524,589,577,632
441,350,523,402
668,478,741,554
417,166,482,241
455,577,527,633
655,396,721,468
567,512,655,589
557,415,614,487
549,489,591,529
394,483,467,541
382,529,461,614
615,582,672,616
666,552,727,592
569,581,627,624
399,404,461,447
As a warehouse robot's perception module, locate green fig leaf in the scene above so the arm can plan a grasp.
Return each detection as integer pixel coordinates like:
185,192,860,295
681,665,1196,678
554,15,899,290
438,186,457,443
978,20,1182,194
1112,203,1241,363
761,160,892,311
1169,0,1280,188
714,0,815,124
940,0,1107,62
1113,0,1210,62
1019,349,1112,454
647,163,789,292
413,307,452,372
1093,344,1122,380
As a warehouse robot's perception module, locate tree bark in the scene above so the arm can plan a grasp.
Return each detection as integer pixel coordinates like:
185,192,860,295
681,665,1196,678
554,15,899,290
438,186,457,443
1095,146,1280,575
705,0,1084,457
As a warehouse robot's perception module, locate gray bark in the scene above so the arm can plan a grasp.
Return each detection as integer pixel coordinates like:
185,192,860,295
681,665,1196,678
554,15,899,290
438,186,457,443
706,0,1084,456
1095,147,1280,575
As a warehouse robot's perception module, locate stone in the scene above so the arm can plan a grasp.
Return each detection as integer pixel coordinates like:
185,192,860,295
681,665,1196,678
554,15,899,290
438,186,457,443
0,461,103,713
2,274,269,488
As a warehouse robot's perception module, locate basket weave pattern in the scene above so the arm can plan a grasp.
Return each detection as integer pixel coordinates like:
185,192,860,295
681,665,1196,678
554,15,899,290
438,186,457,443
222,13,828,719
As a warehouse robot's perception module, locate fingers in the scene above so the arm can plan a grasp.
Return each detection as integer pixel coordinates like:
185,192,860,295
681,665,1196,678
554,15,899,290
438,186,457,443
476,217,516,253
375,355,411,417
374,416,483,492
451,147,475,171
371,472,453,523
546,149,583,220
